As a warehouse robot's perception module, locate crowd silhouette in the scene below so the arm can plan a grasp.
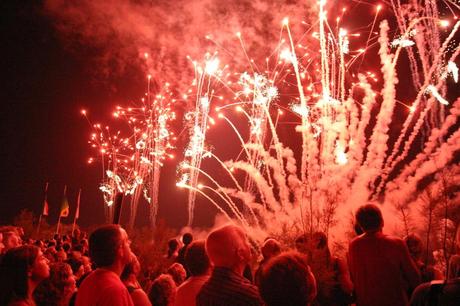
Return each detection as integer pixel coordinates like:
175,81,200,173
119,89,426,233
1,204,460,306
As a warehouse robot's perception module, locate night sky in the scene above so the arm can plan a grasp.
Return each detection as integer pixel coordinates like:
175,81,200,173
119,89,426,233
2,1,104,226
1,1,458,230
1,1,192,228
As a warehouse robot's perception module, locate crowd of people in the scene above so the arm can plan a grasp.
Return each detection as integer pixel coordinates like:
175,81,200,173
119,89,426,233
1,203,460,306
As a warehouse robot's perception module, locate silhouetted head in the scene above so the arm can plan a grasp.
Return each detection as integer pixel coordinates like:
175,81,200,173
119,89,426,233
295,233,309,254
148,274,176,306
167,263,187,286
184,240,210,277
120,252,141,281
182,233,193,245
167,238,180,258
89,224,131,268
404,234,423,260
356,204,384,232
261,239,281,260
34,262,76,306
259,252,317,306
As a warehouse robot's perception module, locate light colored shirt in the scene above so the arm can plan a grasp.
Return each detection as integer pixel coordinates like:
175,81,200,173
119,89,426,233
175,275,209,306
76,269,134,306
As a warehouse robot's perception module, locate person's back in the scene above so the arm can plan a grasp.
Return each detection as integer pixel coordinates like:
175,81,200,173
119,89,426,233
175,240,210,306
198,267,260,306
349,232,419,306
77,269,133,306
176,275,209,306
348,204,420,306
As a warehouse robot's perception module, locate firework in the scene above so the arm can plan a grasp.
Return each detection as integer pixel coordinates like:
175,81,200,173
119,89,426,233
84,79,176,228
175,1,460,245
178,53,225,226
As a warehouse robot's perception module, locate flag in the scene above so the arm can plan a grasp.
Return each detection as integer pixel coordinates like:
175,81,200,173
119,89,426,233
42,200,49,216
42,182,49,216
60,186,70,218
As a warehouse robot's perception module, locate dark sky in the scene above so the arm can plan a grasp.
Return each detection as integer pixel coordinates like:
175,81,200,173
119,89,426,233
0,1,198,229
2,1,105,227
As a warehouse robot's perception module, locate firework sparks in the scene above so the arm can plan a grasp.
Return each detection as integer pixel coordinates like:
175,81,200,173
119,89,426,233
74,0,460,245
84,80,176,228
179,54,224,226
173,0,460,244
447,61,459,82
426,85,449,105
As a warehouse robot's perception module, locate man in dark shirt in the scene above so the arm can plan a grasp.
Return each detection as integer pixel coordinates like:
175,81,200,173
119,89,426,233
197,224,262,306
348,204,420,306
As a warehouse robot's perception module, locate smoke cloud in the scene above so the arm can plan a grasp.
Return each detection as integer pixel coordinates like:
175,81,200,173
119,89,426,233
44,0,318,90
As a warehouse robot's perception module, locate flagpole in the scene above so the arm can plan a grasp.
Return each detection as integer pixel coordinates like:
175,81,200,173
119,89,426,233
56,215,61,235
37,214,43,237
56,185,66,235
37,182,49,237
72,188,81,235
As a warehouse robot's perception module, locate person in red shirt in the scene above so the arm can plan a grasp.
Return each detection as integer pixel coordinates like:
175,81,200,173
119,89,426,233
76,224,134,306
175,240,210,306
348,204,420,306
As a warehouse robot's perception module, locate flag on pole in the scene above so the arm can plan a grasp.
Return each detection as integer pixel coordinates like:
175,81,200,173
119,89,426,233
72,188,81,235
42,182,49,216
60,186,70,218
42,199,49,216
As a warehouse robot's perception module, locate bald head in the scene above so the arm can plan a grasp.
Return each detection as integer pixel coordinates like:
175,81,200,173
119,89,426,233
205,224,250,270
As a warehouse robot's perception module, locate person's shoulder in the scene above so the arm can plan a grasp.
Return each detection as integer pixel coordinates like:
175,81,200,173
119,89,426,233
348,234,365,248
413,281,432,294
378,234,406,247
77,270,96,291
449,254,460,263
130,288,151,306
383,234,403,242
243,283,263,305
8,300,33,306
410,281,438,305
236,279,261,299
